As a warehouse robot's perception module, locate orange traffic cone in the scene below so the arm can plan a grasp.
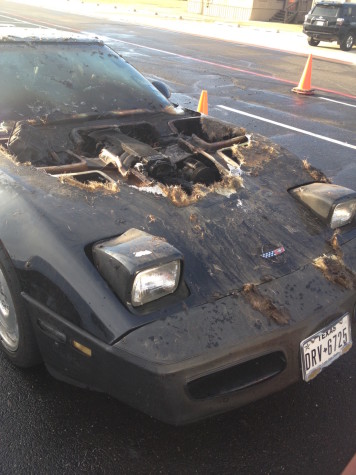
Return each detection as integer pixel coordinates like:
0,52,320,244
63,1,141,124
292,54,314,95
197,90,208,114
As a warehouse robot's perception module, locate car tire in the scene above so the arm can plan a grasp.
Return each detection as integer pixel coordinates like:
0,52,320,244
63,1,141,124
308,37,320,47
340,33,354,51
0,246,41,367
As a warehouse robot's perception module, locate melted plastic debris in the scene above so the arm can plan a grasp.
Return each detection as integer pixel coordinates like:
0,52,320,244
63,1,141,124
242,283,290,325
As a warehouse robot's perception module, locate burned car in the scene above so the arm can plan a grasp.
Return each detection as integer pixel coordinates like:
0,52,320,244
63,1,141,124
0,28,356,425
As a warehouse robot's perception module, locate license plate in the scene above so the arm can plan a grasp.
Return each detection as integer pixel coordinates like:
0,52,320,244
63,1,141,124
300,313,352,382
315,20,324,26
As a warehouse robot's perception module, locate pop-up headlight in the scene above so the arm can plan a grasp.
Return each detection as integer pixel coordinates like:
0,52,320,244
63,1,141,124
132,261,181,306
290,183,356,229
93,229,183,308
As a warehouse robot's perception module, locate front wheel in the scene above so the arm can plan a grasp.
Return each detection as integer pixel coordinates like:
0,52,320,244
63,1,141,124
308,37,320,46
340,33,354,51
0,247,40,367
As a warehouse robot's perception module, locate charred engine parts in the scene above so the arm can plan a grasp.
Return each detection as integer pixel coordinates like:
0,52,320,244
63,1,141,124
169,116,248,152
6,116,249,193
141,156,175,180
180,157,218,185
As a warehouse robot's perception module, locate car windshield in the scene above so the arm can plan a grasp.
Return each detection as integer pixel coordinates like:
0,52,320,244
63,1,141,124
312,5,341,17
0,41,171,121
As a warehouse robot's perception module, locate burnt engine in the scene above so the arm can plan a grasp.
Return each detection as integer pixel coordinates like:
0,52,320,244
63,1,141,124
6,115,248,194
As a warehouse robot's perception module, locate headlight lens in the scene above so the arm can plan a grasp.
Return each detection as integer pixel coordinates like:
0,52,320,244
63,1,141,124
290,183,356,229
92,229,184,310
331,201,356,229
132,261,181,307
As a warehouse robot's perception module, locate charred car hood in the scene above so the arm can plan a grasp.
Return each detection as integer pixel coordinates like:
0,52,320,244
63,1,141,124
0,111,335,308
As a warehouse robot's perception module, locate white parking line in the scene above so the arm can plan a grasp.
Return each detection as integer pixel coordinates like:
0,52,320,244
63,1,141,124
319,97,356,108
218,105,356,151
0,12,61,29
0,13,42,27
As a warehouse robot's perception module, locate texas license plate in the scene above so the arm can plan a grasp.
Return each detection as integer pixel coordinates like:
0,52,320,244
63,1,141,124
300,313,352,382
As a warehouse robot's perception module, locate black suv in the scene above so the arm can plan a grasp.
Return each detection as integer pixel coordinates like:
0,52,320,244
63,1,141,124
303,2,356,51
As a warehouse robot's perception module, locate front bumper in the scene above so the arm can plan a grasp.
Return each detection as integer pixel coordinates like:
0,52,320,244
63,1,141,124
24,239,356,425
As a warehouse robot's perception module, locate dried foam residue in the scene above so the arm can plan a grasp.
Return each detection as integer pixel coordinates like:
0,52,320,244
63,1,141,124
129,184,165,196
242,283,289,325
314,254,356,290
0,146,27,166
201,119,245,143
164,183,209,207
58,176,120,193
56,173,242,204
164,174,243,207
230,140,247,165
234,138,280,172
302,160,329,183
214,175,244,198
330,230,342,259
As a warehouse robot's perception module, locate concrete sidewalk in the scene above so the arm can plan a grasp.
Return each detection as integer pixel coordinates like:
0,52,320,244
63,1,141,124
7,0,356,65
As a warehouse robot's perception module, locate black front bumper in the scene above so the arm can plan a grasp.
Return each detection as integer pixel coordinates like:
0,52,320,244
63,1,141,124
24,239,356,425
303,24,347,43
